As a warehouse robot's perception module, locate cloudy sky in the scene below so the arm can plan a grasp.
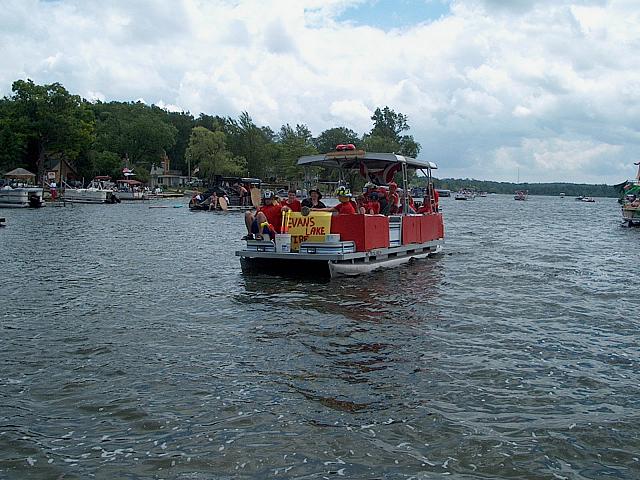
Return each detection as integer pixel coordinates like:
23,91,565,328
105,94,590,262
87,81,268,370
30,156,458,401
1,0,639,184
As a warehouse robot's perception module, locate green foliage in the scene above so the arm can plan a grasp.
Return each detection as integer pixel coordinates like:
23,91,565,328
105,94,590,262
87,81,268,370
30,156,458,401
164,110,195,174
7,79,95,176
91,151,122,178
273,124,317,182
314,127,360,153
416,177,618,197
92,101,177,170
185,126,247,183
364,106,420,157
0,99,26,172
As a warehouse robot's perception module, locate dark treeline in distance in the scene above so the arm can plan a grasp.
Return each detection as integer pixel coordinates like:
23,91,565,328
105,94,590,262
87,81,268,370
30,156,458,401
416,178,617,198
0,79,619,197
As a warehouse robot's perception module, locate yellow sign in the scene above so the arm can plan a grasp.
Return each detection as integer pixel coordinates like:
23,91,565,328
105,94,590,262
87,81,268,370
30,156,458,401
286,212,332,251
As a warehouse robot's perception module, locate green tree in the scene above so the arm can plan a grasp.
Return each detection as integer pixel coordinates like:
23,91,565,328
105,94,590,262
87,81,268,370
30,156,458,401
8,79,95,177
274,124,317,182
91,151,122,178
92,101,177,173
232,112,278,178
0,99,26,172
185,126,246,183
164,110,194,174
314,127,360,154
364,106,420,157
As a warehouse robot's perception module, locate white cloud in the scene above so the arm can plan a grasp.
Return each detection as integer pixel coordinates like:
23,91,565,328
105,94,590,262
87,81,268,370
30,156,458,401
0,0,639,183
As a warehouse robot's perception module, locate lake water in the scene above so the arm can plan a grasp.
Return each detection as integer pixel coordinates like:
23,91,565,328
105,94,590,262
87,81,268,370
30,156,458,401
1,195,639,479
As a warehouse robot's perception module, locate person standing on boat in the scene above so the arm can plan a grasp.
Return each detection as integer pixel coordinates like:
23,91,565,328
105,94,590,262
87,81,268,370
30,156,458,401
243,190,282,239
49,180,57,201
281,190,301,212
208,192,218,210
430,183,440,212
312,186,356,215
301,188,326,209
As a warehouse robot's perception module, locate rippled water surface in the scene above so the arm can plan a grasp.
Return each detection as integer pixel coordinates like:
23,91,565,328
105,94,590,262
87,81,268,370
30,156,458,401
1,195,639,479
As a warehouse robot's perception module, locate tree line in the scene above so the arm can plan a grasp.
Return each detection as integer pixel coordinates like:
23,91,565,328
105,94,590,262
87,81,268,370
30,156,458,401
0,79,620,196
418,178,617,197
0,79,419,186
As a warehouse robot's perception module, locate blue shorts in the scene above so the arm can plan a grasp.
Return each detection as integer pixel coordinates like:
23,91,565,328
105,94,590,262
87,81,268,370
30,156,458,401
250,219,271,235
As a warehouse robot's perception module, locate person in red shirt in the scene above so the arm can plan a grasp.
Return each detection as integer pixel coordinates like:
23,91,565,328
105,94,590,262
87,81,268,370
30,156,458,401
312,186,356,215
431,184,440,212
281,190,301,212
243,190,282,239
359,191,381,214
388,182,400,214
416,193,433,214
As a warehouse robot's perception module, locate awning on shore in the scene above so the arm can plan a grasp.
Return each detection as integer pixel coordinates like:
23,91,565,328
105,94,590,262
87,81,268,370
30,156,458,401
4,168,36,179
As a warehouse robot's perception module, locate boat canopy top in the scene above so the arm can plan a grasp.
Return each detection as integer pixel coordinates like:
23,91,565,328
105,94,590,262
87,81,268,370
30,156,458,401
297,150,437,171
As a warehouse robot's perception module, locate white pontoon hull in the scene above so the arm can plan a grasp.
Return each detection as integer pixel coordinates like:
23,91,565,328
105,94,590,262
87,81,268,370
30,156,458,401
117,191,145,200
64,189,112,203
0,187,44,208
237,240,444,278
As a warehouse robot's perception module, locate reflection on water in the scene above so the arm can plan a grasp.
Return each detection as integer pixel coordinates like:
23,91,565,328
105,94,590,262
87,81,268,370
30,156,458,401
1,196,640,479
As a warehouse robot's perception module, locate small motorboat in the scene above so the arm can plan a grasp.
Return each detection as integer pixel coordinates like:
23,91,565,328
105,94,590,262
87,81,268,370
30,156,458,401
0,217,6,227
514,190,528,201
64,177,120,204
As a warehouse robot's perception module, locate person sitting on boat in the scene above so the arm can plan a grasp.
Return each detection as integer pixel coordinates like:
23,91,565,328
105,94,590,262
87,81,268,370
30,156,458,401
312,186,356,215
359,186,382,215
281,189,301,212
301,188,326,209
388,182,401,214
208,192,218,211
396,190,416,214
417,193,433,214
243,190,282,239
189,191,203,208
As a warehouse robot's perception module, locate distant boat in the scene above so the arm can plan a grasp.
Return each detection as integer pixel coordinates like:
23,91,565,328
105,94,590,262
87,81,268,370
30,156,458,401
560,192,565,198
436,189,451,197
454,189,475,200
1,168,45,208
514,190,528,201
575,195,595,202
0,185,45,208
64,177,121,204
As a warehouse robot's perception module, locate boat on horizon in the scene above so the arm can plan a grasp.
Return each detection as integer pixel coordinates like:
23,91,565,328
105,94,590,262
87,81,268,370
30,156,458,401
454,189,475,200
514,190,528,201
236,147,444,278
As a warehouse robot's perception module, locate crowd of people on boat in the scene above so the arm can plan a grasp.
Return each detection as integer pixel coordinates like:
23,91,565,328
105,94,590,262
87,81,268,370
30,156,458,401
242,183,439,240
